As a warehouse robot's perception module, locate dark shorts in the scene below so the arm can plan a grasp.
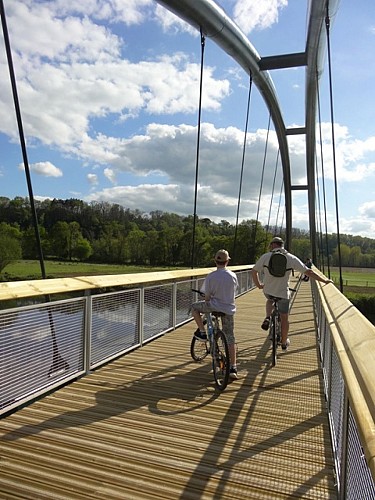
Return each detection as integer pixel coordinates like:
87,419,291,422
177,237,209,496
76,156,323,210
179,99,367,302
191,301,235,344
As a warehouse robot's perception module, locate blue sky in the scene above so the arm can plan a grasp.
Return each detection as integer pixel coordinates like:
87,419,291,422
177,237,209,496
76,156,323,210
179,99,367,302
0,0,374,238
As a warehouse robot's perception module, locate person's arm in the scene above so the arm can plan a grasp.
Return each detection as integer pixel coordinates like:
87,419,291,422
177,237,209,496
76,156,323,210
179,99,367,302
252,268,264,289
305,269,333,284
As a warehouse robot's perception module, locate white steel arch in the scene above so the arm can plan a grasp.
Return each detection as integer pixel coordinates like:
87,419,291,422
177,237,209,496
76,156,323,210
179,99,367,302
155,0,340,258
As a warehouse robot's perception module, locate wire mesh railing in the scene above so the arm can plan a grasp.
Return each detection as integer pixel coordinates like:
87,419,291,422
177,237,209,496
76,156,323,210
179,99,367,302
312,281,375,499
0,269,253,416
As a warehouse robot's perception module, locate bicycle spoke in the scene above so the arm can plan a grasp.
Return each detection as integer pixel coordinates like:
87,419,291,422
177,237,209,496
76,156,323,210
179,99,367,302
190,336,209,362
212,330,230,390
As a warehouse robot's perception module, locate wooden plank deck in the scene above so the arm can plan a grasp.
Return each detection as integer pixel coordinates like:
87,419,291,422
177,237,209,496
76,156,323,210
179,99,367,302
0,282,337,499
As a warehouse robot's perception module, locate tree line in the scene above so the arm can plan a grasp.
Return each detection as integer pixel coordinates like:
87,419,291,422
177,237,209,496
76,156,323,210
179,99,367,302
1,196,375,273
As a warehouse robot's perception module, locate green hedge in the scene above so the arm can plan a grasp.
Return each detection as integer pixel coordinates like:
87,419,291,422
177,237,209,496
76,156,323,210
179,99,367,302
345,292,375,325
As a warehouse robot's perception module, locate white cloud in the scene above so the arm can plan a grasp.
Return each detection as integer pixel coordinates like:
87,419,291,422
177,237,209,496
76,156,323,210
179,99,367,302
154,3,197,35
18,161,63,177
87,173,98,185
233,0,288,33
359,201,375,219
104,168,116,184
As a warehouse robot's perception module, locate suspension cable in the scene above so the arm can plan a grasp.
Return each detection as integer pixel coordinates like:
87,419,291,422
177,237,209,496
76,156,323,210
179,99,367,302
264,148,280,252
325,1,343,291
232,72,253,263
316,76,331,276
1,1,69,377
191,28,205,269
252,113,271,258
274,178,284,236
314,154,325,272
1,0,46,278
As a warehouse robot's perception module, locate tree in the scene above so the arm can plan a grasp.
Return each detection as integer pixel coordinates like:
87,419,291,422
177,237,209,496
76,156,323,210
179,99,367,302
0,223,22,273
72,238,93,261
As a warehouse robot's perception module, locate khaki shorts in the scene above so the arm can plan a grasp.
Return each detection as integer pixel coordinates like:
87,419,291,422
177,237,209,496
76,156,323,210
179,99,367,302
265,294,289,314
191,301,235,345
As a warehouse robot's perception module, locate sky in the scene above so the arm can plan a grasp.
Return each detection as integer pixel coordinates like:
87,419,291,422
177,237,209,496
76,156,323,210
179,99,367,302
0,0,374,238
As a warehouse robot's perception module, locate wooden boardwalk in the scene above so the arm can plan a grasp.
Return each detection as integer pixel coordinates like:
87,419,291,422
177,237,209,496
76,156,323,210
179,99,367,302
0,282,337,499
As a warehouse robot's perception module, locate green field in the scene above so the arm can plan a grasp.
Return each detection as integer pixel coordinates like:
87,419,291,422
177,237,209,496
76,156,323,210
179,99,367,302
329,267,375,289
1,260,184,280
2,261,375,289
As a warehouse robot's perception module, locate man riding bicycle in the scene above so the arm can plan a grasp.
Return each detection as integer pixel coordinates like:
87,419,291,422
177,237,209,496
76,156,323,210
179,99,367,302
191,249,239,379
251,237,333,351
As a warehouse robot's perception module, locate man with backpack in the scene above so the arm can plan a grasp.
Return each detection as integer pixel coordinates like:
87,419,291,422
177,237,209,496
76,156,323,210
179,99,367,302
251,237,332,351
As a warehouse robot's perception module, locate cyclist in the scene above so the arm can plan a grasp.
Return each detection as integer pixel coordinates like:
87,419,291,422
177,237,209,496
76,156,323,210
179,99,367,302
251,237,333,351
191,249,239,379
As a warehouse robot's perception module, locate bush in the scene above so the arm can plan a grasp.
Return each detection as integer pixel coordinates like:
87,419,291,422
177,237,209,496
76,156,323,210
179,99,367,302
345,292,375,325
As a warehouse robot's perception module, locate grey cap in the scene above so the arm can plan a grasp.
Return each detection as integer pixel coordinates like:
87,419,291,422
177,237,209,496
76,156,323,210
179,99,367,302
214,249,231,262
270,237,284,245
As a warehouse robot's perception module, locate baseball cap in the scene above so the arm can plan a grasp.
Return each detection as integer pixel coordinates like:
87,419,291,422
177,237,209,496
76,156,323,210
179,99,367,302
270,237,284,245
214,249,231,262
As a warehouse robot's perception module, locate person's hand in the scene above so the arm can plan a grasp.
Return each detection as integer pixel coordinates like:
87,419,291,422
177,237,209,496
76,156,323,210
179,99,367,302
324,279,334,284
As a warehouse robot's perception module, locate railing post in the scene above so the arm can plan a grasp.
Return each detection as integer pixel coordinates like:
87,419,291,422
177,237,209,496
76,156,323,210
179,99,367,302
172,282,177,328
139,286,145,346
338,390,349,499
84,292,92,374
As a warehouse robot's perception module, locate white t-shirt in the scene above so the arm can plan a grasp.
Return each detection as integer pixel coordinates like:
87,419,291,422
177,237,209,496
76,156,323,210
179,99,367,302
253,248,308,299
201,267,238,315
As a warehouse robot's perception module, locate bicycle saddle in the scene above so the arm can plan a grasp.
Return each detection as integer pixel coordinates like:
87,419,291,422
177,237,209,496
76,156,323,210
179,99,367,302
212,311,226,317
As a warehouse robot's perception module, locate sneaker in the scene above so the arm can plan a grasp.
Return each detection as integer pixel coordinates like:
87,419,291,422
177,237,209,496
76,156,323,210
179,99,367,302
194,330,208,341
229,367,238,380
281,338,290,351
261,317,270,331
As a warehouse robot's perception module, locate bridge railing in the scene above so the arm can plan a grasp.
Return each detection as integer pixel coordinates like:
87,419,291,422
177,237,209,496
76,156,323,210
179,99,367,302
0,266,253,417
312,277,375,499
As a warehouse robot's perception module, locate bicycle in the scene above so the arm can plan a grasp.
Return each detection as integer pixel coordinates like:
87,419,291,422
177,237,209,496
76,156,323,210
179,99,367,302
269,287,297,366
268,295,282,367
190,290,230,391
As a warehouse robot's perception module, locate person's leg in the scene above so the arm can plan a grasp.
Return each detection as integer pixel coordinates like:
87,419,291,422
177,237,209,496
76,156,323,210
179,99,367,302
261,298,273,330
192,305,205,331
280,312,289,345
222,315,238,379
278,298,290,349
228,343,236,367
191,301,209,340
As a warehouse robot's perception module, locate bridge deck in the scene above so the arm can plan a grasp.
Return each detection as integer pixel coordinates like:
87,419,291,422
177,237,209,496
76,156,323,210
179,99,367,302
0,283,337,499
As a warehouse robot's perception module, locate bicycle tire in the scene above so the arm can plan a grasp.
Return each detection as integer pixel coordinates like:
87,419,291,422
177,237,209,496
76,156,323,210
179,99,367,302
212,329,230,390
190,336,210,362
270,316,277,367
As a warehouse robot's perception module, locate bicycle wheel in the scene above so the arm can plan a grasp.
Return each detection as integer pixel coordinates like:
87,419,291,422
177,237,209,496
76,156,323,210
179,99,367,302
212,329,230,390
190,336,210,362
270,316,277,367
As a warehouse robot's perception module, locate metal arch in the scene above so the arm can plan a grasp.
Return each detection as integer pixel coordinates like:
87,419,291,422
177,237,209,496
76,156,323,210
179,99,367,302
155,0,292,247
305,0,341,261
155,0,341,256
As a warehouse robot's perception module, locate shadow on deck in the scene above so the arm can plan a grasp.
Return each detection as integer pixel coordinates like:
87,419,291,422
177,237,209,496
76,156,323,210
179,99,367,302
0,282,337,499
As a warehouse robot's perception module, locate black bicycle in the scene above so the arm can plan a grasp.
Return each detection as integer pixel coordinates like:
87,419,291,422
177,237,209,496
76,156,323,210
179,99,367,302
190,290,230,391
269,288,296,366
268,295,282,367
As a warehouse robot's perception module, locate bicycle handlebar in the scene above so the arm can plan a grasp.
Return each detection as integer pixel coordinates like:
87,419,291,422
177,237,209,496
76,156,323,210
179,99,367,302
191,288,205,297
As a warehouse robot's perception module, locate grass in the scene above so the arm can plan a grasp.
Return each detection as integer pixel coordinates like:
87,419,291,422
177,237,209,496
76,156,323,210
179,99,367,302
329,268,375,290
1,260,185,280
